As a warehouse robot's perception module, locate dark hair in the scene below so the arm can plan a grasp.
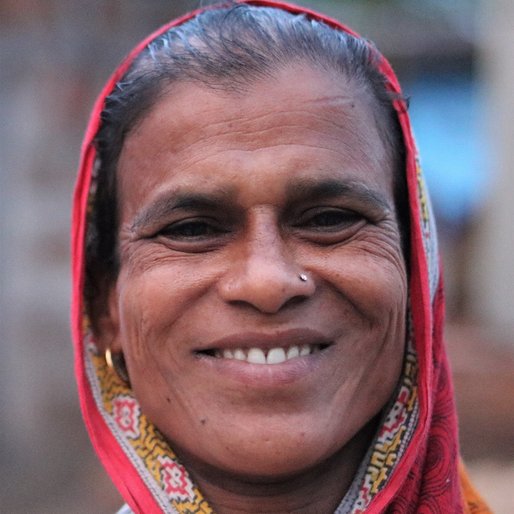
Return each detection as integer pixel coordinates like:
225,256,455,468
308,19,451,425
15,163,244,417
86,4,408,322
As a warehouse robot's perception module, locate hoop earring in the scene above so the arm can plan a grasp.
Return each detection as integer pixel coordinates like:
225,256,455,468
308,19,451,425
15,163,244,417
105,348,130,385
105,348,114,369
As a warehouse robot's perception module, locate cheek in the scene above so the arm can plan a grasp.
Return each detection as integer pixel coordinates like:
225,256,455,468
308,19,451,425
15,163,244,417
322,248,407,320
115,262,218,390
115,267,185,369
318,245,407,384
350,253,407,388
115,274,198,420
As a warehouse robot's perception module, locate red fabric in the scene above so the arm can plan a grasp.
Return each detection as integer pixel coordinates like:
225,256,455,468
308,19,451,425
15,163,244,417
72,1,468,512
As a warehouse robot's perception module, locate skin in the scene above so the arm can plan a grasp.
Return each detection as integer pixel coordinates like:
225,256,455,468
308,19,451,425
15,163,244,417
98,64,408,513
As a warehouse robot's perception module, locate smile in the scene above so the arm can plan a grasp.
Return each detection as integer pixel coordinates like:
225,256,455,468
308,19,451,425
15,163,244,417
210,344,328,364
195,329,333,368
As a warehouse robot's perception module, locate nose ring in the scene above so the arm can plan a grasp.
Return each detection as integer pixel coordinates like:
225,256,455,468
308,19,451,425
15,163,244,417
299,273,308,282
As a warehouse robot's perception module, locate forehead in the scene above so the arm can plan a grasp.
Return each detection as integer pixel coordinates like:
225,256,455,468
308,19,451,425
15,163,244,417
118,64,393,212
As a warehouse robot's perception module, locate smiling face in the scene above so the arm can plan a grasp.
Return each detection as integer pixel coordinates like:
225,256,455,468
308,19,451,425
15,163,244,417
100,64,407,488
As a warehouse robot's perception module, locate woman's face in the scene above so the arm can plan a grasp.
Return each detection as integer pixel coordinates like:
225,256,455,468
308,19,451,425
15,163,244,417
103,64,407,480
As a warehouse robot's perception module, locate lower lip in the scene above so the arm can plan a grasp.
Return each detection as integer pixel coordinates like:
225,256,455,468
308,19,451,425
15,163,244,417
195,348,332,388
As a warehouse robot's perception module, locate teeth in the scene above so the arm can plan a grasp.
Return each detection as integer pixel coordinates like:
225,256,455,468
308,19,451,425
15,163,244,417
266,347,286,364
233,349,246,361
247,347,266,364
299,344,311,356
213,344,320,364
286,346,300,359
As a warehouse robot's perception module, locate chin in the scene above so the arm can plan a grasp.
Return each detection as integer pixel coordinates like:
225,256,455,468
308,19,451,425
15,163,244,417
171,416,369,484
188,444,331,483
225,443,327,479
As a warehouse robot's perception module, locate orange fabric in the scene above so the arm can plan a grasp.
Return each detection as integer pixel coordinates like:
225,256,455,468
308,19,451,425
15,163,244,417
459,461,492,514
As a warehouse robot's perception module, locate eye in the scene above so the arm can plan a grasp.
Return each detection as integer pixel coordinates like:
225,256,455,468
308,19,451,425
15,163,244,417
155,218,229,247
294,207,366,244
301,208,364,231
159,219,219,238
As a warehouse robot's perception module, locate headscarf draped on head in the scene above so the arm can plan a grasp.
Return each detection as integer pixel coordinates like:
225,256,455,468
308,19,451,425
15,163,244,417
72,1,490,512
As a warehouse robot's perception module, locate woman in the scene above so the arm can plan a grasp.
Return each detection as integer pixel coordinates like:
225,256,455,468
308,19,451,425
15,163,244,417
72,1,490,512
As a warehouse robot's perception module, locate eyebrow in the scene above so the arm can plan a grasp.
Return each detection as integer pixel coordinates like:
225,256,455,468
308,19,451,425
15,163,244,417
130,177,391,231
285,178,392,212
130,189,234,231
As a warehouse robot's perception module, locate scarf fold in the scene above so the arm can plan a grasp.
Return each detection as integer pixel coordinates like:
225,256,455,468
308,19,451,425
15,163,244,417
71,1,490,512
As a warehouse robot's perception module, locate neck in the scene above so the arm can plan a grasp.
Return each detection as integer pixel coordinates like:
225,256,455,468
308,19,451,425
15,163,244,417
176,419,377,514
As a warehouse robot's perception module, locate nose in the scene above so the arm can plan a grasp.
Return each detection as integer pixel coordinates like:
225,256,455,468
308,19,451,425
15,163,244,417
217,225,315,314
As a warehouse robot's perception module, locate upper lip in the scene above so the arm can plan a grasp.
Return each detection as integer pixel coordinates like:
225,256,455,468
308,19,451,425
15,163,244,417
195,328,332,353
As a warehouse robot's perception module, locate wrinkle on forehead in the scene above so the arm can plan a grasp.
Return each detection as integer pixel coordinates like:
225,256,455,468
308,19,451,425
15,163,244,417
121,82,381,165
124,63,371,148
117,63,392,220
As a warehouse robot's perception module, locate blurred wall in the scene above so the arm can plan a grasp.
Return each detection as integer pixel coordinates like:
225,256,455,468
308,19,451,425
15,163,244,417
471,0,514,335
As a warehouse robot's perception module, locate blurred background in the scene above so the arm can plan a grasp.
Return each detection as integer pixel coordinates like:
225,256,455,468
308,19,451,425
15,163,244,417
1,0,513,512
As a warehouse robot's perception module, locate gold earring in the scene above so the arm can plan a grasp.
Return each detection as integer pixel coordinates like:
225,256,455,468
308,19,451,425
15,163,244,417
105,348,114,369
104,348,130,385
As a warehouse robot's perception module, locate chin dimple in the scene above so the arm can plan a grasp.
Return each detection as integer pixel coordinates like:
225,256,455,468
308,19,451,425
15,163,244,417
206,344,326,365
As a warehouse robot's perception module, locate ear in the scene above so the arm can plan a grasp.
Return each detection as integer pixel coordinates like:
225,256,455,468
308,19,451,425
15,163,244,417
94,284,123,353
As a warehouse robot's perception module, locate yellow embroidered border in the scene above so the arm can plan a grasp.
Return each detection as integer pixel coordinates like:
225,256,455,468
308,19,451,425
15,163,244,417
87,342,214,513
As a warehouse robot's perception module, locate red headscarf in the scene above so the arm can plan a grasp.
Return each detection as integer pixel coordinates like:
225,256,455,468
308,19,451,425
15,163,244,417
72,1,490,512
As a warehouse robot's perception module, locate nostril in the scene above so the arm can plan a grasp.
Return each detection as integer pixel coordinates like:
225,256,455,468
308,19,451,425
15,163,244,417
282,295,309,309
